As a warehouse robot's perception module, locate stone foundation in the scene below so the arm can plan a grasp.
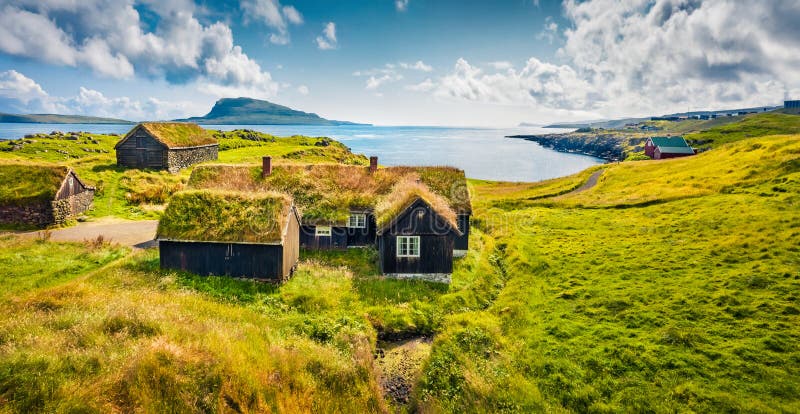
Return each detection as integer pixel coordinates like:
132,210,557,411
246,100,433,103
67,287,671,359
166,145,218,173
384,273,451,284
0,201,53,227
0,190,94,228
52,190,94,224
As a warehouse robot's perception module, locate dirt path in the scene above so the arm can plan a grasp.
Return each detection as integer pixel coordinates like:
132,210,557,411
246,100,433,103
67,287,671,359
375,337,433,408
560,170,604,197
14,218,158,248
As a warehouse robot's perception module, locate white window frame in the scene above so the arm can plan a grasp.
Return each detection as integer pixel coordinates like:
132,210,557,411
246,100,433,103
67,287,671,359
396,236,420,258
348,213,367,228
315,226,332,237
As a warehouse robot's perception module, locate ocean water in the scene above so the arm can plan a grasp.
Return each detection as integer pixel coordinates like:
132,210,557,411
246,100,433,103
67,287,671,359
0,123,603,182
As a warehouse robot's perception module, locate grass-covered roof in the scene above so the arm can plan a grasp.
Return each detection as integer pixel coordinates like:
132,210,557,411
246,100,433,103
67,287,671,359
0,162,70,205
121,123,218,149
188,163,471,226
374,176,459,232
157,190,293,244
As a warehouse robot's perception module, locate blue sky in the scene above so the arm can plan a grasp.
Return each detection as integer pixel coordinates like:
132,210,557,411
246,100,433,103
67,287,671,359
0,0,798,126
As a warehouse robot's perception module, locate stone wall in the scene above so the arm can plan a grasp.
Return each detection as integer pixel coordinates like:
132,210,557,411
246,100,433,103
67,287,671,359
0,201,53,227
52,190,94,224
1,190,94,228
166,145,218,173
383,273,451,284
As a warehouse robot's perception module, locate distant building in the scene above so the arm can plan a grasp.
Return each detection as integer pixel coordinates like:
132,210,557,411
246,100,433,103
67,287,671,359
115,123,218,173
785,100,800,109
0,164,94,228
644,136,695,160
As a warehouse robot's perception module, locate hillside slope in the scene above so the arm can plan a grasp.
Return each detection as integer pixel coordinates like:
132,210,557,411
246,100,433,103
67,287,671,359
175,97,362,125
417,133,800,412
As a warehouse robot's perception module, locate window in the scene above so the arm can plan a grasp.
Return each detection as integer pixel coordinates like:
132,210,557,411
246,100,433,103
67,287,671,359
315,226,332,237
348,213,366,228
396,236,420,257
136,136,146,148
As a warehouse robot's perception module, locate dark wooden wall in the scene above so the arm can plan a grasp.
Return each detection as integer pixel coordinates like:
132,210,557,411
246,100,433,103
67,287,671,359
160,241,285,280
116,127,167,169
54,171,89,200
378,198,455,274
379,234,454,274
299,225,348,249
346,213,376,247
454,213,470,250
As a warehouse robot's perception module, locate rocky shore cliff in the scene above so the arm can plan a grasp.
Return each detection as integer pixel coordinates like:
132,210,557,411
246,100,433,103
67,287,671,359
507,133,640,161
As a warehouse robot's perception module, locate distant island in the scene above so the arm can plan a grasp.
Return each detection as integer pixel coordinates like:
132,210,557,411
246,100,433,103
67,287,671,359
0,97,365,126
0,112,133,124
174,97,366,125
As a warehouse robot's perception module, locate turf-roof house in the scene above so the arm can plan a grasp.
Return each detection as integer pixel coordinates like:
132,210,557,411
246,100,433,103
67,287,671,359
0,163,95,227
375,177,463,283
644,136,696,159
157,190,300,281
115,122,218,173
188,157,472,249
187,158,472,282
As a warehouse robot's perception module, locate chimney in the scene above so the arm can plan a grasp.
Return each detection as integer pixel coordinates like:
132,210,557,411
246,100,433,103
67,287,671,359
262,156,272,177
369,156,378,174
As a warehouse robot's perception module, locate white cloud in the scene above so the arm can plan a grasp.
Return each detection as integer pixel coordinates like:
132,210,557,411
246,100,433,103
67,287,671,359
241,0,303,44
297,85,309,95
366,74,403,90
419,1,800,119
316,22,338,50
0,70,202,120
431,57,596,109
399,60,433,72
0,1,279,98
355,61,432,90
282,5,303,24
405,78,435,92
536,16,559,44
488,61,514,70
396,0,409,12
0,70,50,105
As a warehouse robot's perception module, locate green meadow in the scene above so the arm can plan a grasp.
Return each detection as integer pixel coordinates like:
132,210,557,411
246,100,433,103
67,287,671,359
0,114,799,412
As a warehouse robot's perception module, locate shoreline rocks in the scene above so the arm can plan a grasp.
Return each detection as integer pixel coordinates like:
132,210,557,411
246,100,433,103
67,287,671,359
507,133,629,161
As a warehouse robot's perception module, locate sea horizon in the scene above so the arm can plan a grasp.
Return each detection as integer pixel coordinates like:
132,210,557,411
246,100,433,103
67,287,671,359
0,122,600,183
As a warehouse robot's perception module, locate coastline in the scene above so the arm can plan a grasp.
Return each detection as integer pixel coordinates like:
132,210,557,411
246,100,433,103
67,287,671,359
506,133,632,162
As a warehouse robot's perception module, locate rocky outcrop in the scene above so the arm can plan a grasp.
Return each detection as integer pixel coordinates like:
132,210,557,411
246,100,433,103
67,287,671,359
507,133,629,161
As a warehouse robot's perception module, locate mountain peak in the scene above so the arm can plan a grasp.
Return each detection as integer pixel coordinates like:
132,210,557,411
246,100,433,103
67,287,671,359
176,97,363,126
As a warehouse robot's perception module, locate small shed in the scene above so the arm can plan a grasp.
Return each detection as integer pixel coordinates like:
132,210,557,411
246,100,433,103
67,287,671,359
157,190,300,281
115,123,218,173
375,179,462,283
0,163,94,228
644,136,695,159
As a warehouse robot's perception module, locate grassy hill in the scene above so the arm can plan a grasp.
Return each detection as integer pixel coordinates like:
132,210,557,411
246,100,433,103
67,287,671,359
175,98,362,125
0,116,799,411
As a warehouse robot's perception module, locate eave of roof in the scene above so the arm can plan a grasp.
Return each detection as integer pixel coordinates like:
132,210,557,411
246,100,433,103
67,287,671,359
656,146,695,154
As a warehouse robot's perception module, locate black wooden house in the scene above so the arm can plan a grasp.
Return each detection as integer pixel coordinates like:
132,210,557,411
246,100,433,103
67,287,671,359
157,190,300,281
115,123,218,173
